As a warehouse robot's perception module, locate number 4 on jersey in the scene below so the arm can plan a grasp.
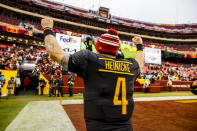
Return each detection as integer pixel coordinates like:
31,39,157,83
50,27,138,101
113,77,128,115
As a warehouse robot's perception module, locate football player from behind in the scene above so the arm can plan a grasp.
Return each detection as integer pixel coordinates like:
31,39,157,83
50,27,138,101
41,18,144,131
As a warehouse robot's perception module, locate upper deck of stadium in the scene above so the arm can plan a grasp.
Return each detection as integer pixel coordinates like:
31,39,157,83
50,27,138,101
0,0,197,44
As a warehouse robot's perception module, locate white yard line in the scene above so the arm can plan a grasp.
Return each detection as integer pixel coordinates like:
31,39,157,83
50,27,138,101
5,101,76,131
134,96,197,101
5,96,197,131
63,96,197,104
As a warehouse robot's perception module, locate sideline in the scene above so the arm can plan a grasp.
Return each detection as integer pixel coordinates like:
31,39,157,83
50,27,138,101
5,96,197,131
62,96,197,104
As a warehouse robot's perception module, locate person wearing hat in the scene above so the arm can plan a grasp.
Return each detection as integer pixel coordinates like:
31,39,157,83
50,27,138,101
190,80,197,95
42,18,144,131
55,74,64,97
167,78,173,92
85,36,94,51
143,79,149,93
48,75,54,97
67,73,75,97
39,77,46,95
14,74,21,95
0,72,5,99
7,77,15,99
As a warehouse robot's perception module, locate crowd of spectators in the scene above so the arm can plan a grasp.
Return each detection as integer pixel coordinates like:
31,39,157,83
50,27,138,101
140,63,197,82
0,43,196,82
0,44,67,75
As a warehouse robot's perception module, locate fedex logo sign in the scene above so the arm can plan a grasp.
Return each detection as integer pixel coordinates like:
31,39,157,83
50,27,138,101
59,36,77,43
56,33,82,55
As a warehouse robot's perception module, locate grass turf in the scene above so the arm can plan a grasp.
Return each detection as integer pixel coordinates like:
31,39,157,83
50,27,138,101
0,94,83,131
0,91,195,131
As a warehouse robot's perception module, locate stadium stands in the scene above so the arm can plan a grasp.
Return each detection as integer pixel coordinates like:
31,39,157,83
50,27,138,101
0,0,196,94
0,43,196,81
1,0,197,39
4,0,197,34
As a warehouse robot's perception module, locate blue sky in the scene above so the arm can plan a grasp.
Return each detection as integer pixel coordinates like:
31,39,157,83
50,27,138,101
53,0,197,24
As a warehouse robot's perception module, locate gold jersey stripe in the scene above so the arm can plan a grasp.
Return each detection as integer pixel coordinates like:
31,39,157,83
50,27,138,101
99,57,133,65
98,69,134,76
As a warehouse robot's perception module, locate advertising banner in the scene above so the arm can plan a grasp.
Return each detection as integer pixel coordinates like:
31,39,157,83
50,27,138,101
145,47,161,64
56,33,81,54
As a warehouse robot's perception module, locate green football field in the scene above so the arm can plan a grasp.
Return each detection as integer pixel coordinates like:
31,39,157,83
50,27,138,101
0,91,195,131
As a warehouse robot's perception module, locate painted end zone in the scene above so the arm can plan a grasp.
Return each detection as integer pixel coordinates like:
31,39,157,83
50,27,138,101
176,100,197,103
64,97,197,131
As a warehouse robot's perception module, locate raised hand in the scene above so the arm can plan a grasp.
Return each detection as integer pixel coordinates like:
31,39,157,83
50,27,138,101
41,18,54,29
132,36,143,45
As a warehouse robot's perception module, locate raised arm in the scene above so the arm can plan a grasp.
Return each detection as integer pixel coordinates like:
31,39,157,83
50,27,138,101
132,36,144,72
41,18,69,70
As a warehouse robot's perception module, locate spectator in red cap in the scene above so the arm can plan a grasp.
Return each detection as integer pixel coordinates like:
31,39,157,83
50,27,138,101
23,77,30,93
42,18,144,131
